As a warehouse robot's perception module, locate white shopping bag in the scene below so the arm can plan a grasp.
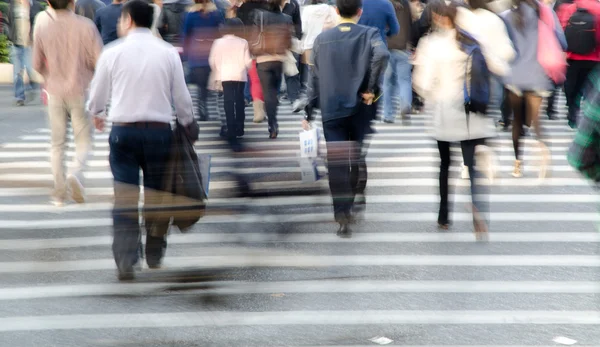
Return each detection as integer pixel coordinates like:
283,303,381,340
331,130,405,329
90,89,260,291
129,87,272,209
299,128,320,158
299,157,320,183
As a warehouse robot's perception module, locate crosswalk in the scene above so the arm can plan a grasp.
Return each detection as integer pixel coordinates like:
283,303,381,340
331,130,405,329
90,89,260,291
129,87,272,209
0,91,599,346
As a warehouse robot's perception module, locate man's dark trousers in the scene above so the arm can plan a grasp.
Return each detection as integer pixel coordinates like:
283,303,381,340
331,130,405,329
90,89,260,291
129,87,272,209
109,124,172,271
222,81,246,149
321,109,371,223
565,60,598,123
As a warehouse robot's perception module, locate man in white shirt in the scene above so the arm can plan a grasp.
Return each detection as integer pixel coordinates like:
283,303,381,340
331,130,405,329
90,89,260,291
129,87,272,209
87,0,196,281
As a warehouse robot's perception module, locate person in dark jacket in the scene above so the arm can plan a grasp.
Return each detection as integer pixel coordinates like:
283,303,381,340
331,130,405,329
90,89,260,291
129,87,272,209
181,0,224,121
280,0,302,104
382,0,413,123
95,0,123,45
249,0,293,138
8,0,41,106
303,0,389,237
158,0,192,44
75,0,106,21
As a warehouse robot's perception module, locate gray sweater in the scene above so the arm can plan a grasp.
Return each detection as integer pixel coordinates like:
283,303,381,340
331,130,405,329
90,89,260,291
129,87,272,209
501,3,566,91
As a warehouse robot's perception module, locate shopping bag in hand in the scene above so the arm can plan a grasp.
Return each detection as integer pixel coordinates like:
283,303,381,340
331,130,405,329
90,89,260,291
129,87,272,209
299,128,320,158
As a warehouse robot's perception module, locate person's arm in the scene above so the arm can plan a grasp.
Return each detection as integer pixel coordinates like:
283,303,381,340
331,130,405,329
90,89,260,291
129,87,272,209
243,40,252,69
170,49,196,131
208,39,219,71
31,33,46,76
305,37,320,122
87,51,111,118
411,35,434,99
366,29,390,94
385,1,400,37
568,88,600,182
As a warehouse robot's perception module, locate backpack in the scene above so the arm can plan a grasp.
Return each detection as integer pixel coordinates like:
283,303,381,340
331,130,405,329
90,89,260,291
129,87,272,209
565,7,597,55
458,31,491,115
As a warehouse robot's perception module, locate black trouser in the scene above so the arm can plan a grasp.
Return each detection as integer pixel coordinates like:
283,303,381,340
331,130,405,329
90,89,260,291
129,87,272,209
222,81,246,149
322,109,372,223
191,66,211,121
437,139,488,225
500,87,512,126
109,124,172,270
257,61,283,133
547,83,560,116
565,59,597,123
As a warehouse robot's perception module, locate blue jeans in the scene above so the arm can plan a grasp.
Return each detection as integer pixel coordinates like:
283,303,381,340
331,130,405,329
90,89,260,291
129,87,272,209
10,45,37,101
383,50,412,121
109,125,172,269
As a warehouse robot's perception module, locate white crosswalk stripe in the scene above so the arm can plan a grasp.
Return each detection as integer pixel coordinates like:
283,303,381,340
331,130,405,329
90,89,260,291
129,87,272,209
0,93,598,346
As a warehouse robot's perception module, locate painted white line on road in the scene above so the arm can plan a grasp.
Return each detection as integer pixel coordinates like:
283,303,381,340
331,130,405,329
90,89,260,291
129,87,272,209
0,166,583,181
0,232,597,250
0,310,598,331
1,212,599,229
8,138,577,147
0,194,597,213
1,280,598,300
0,147,573,159
0,255,598,274
20,132,578,141
0,178,592,197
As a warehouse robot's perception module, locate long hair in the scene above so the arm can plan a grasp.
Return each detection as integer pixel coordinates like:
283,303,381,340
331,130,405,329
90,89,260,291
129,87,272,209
511,0,539,33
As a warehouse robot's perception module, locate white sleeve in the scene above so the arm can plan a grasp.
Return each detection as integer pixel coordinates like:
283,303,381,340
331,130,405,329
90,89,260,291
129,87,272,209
170,50,195,126
87,51,112,118
412,37,435,100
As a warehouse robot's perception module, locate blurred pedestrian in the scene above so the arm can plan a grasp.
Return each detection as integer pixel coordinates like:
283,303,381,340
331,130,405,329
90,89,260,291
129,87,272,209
75,0,106,21
87,0,197,280
304,0,389,237
157,0,192,44
502,0,566,178
249,0,293,139
209,17,252,149
382,0,413,123
32,0,102,206
413,0,495,239
280,0,302,104
95,0,124,45
8,0,41,106
555,0,600,129
182,0,224,121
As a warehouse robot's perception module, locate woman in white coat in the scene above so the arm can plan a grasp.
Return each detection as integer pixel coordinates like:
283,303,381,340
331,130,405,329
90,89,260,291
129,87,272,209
413,0,495,240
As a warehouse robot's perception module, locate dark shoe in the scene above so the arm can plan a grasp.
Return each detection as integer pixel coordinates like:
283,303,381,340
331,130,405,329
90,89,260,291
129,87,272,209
145,235,166,269
336,223,352,238
568,120,577,129
219,126,227,138
16,100,25,106
117,260,135,281
383,118,395,124
269,130,278,139
236,129,244,138
547,112,559,120
437,222,450,230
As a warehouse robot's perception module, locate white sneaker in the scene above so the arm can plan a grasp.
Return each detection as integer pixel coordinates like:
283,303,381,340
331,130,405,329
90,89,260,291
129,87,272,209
512,160,523,178
67,175,85,203
50,197,66,207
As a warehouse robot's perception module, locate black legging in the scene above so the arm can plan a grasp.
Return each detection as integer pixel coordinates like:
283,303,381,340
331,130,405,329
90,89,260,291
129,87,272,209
508,91,543,160
437,139,488,226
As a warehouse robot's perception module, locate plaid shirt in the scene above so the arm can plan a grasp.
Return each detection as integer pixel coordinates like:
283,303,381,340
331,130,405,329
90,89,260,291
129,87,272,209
567,67,600,182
